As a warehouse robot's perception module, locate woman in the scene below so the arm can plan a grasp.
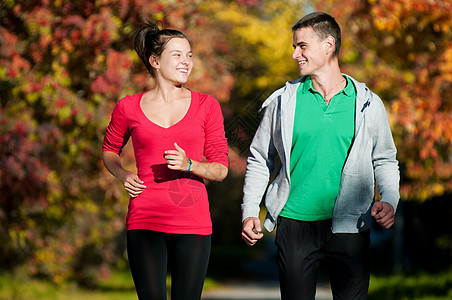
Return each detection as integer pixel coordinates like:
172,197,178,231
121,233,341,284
102,21,229,300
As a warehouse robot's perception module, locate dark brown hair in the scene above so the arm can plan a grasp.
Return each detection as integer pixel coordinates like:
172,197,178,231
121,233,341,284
134,20,193,78
292,12,341,57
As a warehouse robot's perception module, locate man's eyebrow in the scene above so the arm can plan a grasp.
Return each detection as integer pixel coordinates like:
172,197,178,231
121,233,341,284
293,41,307,48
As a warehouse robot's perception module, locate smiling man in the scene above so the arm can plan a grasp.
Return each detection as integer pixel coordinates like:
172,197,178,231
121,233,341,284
241,12,400,300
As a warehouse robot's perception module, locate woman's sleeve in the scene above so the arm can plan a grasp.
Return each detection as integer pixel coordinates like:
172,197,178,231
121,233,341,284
203,96,229,168
102,100,130,155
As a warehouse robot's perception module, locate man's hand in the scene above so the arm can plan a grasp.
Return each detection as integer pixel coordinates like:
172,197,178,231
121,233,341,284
371,201,395,229
241,217,264,246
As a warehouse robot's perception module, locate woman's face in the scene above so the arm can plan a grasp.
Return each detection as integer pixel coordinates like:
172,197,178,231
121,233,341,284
154,37,193,85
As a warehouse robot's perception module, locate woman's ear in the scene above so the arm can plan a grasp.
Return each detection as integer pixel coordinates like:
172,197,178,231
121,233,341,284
149,55,160,69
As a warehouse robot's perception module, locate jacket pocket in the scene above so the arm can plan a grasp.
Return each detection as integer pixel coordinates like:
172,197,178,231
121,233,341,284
335,172,374,217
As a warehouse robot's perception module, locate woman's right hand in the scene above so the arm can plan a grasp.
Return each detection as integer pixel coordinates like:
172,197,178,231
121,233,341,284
119,171,146,198
102,151,146,198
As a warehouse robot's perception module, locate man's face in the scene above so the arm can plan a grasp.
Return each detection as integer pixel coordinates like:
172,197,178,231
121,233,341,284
292,27,328,76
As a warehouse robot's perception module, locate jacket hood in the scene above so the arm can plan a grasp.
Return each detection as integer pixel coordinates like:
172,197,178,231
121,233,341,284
260,78,302,110
260,74,372,113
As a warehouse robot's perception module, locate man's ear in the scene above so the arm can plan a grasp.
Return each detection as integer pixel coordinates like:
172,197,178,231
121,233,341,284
149,55,160,69
325,36,335,55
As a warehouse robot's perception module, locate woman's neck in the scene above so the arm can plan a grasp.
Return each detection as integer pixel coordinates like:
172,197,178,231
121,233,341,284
151,81,188,103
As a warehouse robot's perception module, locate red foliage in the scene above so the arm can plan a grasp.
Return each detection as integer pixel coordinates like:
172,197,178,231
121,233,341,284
0,0,236,284
315,0,452,200
0,115,51,206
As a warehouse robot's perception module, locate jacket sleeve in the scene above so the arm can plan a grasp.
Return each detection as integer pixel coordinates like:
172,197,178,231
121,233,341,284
371,94,400,211
241,100,279,221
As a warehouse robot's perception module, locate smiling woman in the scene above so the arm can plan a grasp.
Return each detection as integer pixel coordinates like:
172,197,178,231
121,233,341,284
101,20,229,300
150,38,193,86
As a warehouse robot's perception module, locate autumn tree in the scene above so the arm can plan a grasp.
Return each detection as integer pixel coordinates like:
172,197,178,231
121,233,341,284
207,0,307,157
0,0,234,285
311,0,452,201
208,0,451,202
304,0,452,270
208,0,452,269
2,0,450,285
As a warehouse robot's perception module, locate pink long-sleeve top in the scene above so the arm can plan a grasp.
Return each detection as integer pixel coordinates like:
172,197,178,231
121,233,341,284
103,90,229,235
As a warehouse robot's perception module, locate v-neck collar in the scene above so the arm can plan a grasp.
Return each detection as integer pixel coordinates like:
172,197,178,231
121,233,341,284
136,90,197,132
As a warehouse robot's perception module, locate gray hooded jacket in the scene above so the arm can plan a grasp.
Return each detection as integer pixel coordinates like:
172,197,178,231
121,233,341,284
241,75,400,233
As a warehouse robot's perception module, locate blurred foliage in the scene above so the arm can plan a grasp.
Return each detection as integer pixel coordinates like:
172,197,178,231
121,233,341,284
0,0,235,285
368,271,452,300
210,0,305,95
208,0,306,159
0,0,450,286
315,0,452,201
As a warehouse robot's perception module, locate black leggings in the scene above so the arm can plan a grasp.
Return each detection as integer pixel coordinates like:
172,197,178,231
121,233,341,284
127,229,211,300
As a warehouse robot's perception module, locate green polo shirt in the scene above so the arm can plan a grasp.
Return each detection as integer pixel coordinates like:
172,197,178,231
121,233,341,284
280,75,356,221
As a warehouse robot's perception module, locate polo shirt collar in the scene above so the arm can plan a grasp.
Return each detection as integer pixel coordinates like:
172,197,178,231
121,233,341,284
301,75,354,96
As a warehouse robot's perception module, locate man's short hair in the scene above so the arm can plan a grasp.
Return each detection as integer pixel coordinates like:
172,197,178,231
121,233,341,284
292,12,341,56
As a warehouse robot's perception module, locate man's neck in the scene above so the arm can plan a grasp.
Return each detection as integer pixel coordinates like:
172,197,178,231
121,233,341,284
310,65,343,96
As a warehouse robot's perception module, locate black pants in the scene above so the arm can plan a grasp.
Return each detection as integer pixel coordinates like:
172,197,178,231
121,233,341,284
127,229,211,300
275,217,370,300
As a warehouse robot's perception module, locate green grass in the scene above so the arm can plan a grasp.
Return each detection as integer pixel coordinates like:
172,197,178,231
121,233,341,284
0,271,137,300
369,271,452,300
0,269,451,299
0,270,218,300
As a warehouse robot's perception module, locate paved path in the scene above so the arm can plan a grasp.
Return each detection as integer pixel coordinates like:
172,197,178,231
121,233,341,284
204,239,333,300
202,281,332,300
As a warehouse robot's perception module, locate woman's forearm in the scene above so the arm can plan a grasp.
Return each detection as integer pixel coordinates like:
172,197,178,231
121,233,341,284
102,151,129,180
103,150,146,197
189,161,228,181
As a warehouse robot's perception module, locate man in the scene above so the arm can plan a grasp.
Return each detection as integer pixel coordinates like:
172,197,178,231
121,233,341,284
241,12,400,300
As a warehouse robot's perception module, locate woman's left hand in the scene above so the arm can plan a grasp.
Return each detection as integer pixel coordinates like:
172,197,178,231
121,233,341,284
164,142,190,171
